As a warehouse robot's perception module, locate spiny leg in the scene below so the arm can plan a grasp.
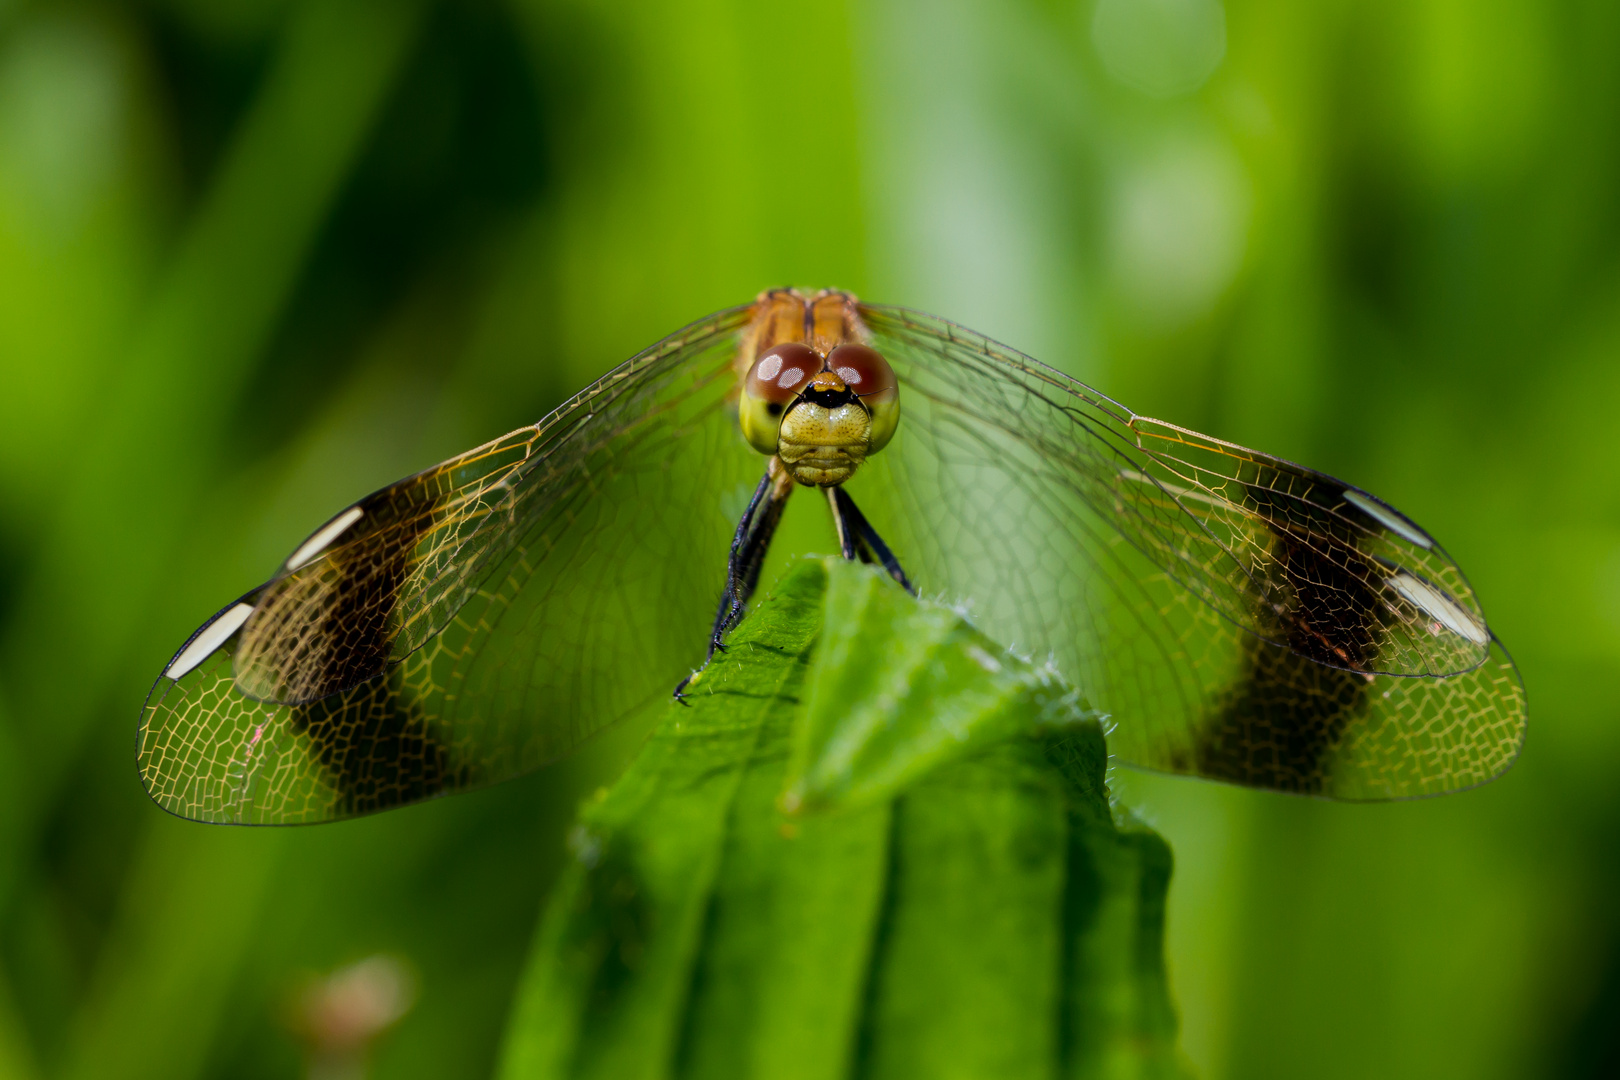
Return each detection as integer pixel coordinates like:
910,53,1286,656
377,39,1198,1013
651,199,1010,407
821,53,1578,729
710,466,773,649
825,486,859,560
729,479,790,637
827,486,915,595
843,491,914,595
676,460,794,699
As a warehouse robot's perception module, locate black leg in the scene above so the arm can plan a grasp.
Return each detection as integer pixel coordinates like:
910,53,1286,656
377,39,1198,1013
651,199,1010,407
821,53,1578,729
719,460,793,642
830,486,915,596
676,462,794,700
710,468,773,651
729,485,789,632
825,486,859,561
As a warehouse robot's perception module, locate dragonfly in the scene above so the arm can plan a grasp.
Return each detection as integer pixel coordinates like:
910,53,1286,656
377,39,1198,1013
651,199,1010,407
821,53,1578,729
138,288,1526,824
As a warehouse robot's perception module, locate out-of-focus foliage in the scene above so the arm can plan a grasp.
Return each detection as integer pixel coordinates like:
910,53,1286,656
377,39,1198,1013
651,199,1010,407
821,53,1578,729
500,559,1180,1080
0,0,1613,1077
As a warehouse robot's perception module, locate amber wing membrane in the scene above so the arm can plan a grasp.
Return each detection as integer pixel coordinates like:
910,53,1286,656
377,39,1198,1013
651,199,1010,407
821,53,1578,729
854,304,1524,799
139,307,757,823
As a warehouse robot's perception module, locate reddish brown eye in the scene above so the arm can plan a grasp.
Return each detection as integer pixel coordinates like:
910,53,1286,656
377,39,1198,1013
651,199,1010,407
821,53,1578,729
747,342,820,404
827,344,895,396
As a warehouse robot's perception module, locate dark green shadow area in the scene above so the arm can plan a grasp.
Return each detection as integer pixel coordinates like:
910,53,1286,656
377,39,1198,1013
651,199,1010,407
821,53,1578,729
498,558,1185,1080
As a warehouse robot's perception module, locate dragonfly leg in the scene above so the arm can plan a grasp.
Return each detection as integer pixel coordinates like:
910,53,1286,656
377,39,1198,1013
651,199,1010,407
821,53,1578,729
829,486,915,596
676,460,794,700
709,467,773,653
721,465,792,640
825,486,859,560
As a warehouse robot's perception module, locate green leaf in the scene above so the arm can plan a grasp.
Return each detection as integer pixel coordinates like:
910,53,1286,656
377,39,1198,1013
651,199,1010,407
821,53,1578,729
786,555,1101,814
498,559,1185,1080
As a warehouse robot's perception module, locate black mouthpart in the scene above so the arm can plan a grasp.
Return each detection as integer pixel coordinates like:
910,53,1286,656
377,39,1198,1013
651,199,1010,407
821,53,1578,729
799,385,860,408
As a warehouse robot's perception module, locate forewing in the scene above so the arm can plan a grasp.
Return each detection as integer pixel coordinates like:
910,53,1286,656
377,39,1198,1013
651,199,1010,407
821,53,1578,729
139,307,758,823
856,304,1525,799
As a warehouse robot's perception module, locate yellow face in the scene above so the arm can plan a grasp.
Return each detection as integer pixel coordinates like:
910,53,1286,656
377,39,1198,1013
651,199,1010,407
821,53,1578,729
736,291,901,488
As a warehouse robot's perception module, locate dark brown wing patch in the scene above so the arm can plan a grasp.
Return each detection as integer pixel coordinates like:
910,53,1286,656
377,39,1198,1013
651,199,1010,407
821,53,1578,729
288,668,465,817
139,305,756,824
858,302,1525,800
234,487,441,704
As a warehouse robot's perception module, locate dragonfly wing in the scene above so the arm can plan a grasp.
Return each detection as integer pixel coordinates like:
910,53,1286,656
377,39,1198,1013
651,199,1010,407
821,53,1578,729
858,304,1525,799
1127,418,1489,676
140,307,756,823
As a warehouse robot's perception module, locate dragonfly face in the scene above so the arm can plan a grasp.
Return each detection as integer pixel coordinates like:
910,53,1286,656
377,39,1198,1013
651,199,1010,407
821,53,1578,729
138,287,1526,825
736,290,900,487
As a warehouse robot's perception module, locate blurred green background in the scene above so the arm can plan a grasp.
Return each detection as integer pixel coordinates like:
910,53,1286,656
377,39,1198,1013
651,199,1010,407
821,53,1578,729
0,0,1614,1076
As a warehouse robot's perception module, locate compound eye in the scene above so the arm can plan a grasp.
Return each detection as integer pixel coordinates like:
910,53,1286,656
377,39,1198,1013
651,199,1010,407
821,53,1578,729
826,344,895,396
747,343,820,402
828,344,900,452
739,342,822,454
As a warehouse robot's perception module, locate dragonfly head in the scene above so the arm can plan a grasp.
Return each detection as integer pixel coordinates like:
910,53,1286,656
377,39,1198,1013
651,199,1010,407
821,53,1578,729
739,341,900,486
